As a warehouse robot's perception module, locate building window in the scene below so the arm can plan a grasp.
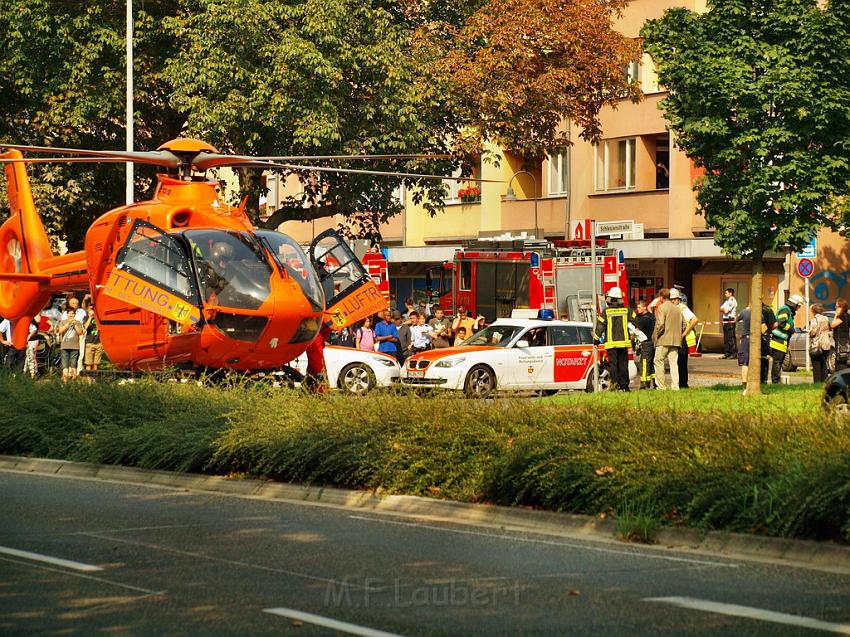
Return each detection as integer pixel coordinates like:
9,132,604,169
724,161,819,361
548,150,569,196
626,61,639,84
655,135,670,189
442,166,463,202
595,138,636,192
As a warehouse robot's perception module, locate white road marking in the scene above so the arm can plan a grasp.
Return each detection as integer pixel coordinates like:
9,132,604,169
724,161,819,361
0,545,103,572
81,532,380,591
644,597,850,635
71,524,202,535
348,515,738,569
263,607,405,637
0,555,164,595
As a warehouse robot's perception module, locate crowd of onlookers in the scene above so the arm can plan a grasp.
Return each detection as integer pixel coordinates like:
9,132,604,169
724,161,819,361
733,296,850,386
328,296,486,365
0,294,103,381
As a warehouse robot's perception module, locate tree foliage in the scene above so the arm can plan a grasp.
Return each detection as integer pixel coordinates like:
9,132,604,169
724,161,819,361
436,0,641,159
1,0,641,244
642,0,850,394
642,0,850,257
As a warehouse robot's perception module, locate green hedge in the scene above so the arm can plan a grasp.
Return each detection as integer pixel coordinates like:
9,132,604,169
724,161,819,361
2,374,848,542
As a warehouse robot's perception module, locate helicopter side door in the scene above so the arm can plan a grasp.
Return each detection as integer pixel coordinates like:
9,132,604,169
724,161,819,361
104,219,202,328
308,230,387,330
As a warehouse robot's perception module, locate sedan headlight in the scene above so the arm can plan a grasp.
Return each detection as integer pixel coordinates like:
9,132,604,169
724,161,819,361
370,356,398,368
435,357,466,368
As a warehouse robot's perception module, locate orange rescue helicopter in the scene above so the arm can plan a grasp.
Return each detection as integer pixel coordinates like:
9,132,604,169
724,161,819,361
0,139,483,373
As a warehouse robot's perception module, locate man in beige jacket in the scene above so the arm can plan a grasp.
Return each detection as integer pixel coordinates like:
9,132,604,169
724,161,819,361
653,288,684,390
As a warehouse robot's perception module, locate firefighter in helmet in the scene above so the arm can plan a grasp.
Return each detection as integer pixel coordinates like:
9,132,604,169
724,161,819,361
594,286,636,391
769,293,805,384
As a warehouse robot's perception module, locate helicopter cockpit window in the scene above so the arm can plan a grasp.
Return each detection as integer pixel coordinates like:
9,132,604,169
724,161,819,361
118,220,199,304
254,230,324,313
184,230,272,310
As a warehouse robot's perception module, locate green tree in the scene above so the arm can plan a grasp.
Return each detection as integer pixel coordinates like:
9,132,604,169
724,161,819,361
642,0,850,395
2,0,641,245
163,0,459,240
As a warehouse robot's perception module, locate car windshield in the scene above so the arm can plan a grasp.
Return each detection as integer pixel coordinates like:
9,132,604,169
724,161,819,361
464,325,525,347
184,230,272,310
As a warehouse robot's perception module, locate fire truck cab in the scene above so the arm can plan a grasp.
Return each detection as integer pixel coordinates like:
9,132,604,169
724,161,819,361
428,240,627,323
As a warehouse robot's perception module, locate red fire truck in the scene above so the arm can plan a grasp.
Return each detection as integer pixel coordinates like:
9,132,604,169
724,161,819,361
361,252,390,302
427,240,627,323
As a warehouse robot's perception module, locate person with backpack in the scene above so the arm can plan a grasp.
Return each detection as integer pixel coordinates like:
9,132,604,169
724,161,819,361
355,317,376,351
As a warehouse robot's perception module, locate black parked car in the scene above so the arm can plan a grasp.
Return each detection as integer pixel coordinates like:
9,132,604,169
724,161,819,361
823,368,850,412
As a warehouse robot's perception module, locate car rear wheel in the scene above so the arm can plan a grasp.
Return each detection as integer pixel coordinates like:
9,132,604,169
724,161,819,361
464,365,496,398
585,365,612,392
782,351,795,372
339,363,376,395
827,349,838,374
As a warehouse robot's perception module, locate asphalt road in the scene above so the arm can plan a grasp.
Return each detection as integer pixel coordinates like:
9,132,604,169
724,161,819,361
2,471,849,636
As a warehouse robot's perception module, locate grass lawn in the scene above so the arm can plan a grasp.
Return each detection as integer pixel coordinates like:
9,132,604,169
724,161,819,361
1,374,847,543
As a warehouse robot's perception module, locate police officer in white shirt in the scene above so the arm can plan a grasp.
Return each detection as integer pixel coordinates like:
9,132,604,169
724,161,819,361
720,288,738,359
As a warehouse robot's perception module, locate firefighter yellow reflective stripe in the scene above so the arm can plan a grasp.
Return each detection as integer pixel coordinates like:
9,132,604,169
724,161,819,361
769,338,788,353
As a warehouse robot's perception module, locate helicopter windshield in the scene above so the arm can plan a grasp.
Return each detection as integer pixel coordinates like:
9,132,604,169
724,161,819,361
184,230,272,310
254,230,325,313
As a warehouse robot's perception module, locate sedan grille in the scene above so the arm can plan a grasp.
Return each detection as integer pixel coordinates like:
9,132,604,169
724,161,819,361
409,359,430,370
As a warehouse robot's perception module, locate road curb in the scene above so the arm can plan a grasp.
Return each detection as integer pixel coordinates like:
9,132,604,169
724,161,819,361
2,454,850,574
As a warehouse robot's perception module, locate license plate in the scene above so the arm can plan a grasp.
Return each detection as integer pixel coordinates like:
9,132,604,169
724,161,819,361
407,370,425,378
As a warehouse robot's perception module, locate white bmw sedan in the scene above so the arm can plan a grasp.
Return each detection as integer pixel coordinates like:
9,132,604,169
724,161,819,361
401,319,637,398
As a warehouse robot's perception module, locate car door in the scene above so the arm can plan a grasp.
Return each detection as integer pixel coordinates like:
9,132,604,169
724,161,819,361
550,324,594,389
509,326,551,389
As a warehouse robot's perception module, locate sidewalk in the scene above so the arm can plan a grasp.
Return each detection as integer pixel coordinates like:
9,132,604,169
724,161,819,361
688,353,813,387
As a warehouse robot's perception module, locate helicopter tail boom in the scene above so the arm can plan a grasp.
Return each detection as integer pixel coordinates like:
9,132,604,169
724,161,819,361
0,150,57,346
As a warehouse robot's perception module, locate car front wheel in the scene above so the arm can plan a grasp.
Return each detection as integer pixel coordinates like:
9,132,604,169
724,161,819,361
464,365,496,398
339,363,376,395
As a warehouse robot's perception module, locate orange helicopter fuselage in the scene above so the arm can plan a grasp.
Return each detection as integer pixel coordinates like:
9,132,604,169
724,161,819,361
76,175,323,371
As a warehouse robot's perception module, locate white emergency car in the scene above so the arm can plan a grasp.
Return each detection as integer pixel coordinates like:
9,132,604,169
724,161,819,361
289,345,401,395
400,319,637,397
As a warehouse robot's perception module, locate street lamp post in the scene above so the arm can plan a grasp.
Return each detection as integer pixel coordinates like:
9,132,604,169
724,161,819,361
505,170,539,239
126,0,134,204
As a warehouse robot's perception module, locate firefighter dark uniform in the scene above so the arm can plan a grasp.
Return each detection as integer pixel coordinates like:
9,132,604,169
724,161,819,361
769,295,803,384
594,289,635,391
635,309,656,389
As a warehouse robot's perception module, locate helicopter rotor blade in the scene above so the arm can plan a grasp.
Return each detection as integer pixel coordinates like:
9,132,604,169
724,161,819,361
192,152,452,171
0,144,182,168
0,157,130,164
227,160,501,183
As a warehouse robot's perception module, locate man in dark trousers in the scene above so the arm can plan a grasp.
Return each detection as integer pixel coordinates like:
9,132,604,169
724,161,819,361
594,287,635,391
635,299,656,389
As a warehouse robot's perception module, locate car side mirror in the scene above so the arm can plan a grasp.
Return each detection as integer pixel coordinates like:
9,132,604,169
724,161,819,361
516,340,530,348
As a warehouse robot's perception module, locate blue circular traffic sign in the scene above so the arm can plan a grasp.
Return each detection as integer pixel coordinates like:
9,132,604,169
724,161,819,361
797,258,814,278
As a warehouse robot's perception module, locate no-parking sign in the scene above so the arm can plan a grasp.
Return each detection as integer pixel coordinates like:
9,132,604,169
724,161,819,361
797,258,814,279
